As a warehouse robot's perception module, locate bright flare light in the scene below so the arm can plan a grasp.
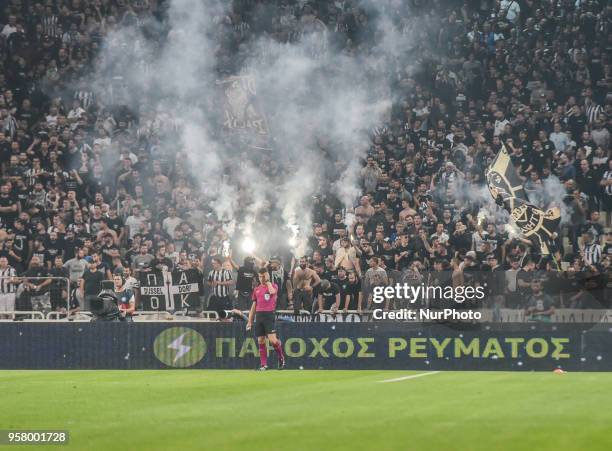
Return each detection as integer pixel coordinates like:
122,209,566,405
504,223,520,239
288,223,299,249
477,211,487,227
242,237,256,254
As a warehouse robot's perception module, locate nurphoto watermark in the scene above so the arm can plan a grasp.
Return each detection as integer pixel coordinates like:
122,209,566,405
371,283,485,321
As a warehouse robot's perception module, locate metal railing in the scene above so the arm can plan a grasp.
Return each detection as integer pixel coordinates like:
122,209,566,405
133,311,174,321
0,311,46,321
0,276,71,313
174,311,219,321
46,311,92,321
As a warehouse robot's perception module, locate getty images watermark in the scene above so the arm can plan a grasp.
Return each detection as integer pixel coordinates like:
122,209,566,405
371,284,485,320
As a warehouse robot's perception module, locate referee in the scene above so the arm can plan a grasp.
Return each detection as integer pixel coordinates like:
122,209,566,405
207,257,234,319
0,256,18,313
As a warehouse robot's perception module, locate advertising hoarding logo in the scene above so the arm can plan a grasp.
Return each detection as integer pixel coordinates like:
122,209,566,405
153,327,206,368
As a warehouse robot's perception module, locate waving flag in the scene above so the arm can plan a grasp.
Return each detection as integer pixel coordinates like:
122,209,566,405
486,144,561,255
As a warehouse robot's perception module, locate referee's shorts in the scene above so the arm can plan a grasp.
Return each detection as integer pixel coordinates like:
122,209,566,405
255,311,276,337
0,293,16,312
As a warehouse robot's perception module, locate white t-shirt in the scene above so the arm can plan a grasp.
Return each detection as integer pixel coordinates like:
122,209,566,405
162,216,182,236
1,24,17,38
501,1,521,22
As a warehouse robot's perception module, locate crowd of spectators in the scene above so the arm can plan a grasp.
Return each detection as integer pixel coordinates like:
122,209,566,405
0,0,610,319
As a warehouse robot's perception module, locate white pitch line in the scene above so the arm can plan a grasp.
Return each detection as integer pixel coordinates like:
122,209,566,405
378,371,440,383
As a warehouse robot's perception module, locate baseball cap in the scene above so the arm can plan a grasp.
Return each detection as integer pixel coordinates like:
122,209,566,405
84,256,93,263
466,251,477,260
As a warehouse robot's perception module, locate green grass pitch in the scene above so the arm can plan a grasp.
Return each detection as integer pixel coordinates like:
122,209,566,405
2,370,612,451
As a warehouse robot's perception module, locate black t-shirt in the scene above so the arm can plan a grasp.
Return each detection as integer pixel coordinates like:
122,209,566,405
236,266,256,294
510,152,531,173
0,140,10,164
12,229,30,261
394,243,416,271
322,269,338,284
89,216,106,235
316,245,333,260
359,249,374,274
82,269,105,295
375,183,390,203
380,247,395,268
331,221,346,240
46,239,65,261
531,146,552,172
31,247,49,267
151,256,173,272
338,278,360,308
106,216,124,236
484,234,505,258
319,282,340,308
577,170,599,196
23,266,48,290
15,186,29,207
0,193,18,226
580,222,604,241
49,267,69,295
517,270,534,297
63,238,77,261
450,231,472,254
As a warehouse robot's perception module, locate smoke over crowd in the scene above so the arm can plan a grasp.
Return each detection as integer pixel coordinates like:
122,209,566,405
81,0,439,257
0,0,610,318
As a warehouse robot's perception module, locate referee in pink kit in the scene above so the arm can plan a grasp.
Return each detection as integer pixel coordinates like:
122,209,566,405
247,267,285,370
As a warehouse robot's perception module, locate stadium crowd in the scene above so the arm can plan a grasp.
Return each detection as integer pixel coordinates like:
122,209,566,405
0,0,610,320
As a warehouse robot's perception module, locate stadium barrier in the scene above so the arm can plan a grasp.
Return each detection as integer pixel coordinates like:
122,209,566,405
0,322,611,371
0,276,71,312
4,307,612,323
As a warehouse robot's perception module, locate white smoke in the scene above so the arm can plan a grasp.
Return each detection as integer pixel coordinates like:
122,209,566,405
541,175,571,225
82,0,432,257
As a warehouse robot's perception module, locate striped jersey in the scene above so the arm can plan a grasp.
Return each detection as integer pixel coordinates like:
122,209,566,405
583,243,602,266
0,267,17,294
603,170,612,196
207,269,232,297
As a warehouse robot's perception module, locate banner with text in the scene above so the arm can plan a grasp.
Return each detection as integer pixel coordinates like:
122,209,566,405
0,323,610,371
138,269,201,312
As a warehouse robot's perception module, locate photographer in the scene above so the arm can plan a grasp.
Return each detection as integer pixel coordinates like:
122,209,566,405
90,291,123,322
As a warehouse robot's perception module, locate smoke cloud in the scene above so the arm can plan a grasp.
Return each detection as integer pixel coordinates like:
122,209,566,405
81,0,436,258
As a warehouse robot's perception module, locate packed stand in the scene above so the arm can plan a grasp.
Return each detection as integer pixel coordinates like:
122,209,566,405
0,0,610,321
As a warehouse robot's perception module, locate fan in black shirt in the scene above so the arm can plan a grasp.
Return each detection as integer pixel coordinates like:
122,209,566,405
0,184,19,228
394,234,417,271
330,212,346,241
20,256,51,310
450,222,472,254
46,231,65,262
317,279,340,313
49,256,69,310
234,257,256,310
380,238,396,268
337,270,362,311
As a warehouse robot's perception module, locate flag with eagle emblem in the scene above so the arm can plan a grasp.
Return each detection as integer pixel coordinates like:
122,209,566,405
486,144,561,255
